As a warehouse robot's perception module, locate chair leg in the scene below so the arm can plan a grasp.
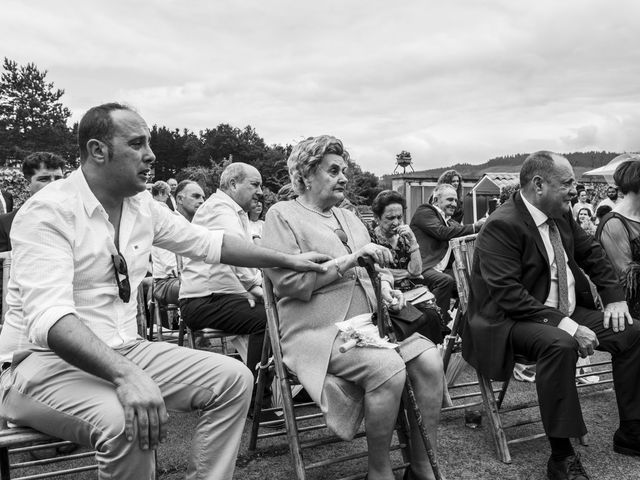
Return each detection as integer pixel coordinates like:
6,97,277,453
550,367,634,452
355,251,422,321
177,318,186,347
0,446,10,480
496,376,511,409
249,324,273,451
477,370,511,464
266,328,305,479
278,368,305,479
147,300,156,341
187,327,196,349
442,303,462,372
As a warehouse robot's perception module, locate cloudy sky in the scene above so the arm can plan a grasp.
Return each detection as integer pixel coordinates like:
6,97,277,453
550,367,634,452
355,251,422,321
3,0,640,174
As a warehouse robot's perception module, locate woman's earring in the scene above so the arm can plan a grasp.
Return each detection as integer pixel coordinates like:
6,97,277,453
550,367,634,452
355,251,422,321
305,183,311,190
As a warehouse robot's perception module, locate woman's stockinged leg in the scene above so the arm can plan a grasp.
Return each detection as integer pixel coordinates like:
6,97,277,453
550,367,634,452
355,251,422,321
365,369,406,480
405,348,444,480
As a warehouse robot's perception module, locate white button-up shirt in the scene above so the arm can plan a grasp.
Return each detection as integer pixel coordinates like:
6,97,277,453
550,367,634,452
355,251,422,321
179,189,261,298
0,169,223,363
521,194,579,336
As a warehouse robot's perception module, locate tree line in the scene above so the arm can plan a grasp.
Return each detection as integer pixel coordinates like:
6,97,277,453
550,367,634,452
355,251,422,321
0,58,382,205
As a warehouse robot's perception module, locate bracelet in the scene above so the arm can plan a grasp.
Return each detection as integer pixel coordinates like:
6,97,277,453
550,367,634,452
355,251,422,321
334,259,344,278
408,245,420,254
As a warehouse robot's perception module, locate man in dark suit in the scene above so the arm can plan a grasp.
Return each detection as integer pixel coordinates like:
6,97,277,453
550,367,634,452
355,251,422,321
410,184,485,321
463,151,640,480
0,152,65,251
165,177,178,211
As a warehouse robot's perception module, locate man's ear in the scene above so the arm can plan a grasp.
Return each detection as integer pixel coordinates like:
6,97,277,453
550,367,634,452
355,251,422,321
532,175,544,193
87,139,107,163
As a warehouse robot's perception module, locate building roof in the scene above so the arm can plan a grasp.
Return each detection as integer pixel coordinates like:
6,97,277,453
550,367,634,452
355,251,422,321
472,172,519,195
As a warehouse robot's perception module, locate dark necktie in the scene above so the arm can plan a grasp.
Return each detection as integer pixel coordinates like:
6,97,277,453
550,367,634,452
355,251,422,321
547,218,570,316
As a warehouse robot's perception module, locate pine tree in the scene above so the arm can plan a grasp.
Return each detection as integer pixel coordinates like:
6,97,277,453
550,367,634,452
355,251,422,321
0,58,75,164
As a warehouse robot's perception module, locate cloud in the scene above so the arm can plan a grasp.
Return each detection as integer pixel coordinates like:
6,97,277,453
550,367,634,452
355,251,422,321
2,0,640,174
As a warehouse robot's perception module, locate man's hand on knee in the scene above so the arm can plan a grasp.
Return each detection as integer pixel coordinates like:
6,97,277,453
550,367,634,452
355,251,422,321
574,325,599,358
115,369,169,451
603,301,633,333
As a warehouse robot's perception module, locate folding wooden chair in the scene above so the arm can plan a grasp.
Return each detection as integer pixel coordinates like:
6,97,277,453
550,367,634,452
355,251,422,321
0,252,98,479
447,234,613,463
248,275,411,480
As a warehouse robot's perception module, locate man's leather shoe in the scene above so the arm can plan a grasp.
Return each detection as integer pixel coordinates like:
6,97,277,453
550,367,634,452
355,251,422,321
613,428,640,456
547,453,590,480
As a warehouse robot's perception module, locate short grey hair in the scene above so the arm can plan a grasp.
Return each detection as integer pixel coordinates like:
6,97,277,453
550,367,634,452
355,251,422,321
287,135,350,195
433,183,457,200
219,163,250,190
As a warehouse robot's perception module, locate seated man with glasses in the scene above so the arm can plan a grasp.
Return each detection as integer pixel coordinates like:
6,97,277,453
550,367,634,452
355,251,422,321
0,103,330,480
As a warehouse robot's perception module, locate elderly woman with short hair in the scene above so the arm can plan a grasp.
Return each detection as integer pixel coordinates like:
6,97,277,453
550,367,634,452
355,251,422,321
262,135,443,480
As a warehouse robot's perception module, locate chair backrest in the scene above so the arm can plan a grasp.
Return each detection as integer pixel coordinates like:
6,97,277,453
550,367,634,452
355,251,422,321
449,233,477,315
262,275,281,344
0,251,11,325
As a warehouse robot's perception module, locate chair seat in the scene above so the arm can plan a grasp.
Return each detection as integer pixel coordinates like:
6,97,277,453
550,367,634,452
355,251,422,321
192,328,235,338
0,425,60,449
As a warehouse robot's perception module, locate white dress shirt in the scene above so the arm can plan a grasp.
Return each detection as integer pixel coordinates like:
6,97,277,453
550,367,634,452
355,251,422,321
151,205,180,279
521,195,579,336
179,190,261,299
0,169,223,363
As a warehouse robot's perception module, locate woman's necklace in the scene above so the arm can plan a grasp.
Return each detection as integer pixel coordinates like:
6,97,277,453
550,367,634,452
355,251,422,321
295,199,332,218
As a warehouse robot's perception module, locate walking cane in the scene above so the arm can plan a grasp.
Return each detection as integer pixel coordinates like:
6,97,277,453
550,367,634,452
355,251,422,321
358,257,443,480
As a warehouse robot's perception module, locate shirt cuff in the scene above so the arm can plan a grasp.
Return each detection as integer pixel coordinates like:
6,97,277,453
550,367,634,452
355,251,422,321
557,317,579,337
204,231,224,265
27,306,77,349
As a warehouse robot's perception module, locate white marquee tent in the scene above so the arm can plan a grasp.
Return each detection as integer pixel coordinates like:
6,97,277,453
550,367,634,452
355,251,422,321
583,153,640,185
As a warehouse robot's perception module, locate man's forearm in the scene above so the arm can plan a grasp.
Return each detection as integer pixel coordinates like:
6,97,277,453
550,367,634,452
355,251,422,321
220,234,294,269
47,314,142,386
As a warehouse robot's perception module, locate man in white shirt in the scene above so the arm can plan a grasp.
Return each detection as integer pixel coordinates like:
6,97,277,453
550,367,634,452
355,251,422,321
0,103,329,480
151,180,205,306
410,184,484,323
179,163,267,392
463,151,639,480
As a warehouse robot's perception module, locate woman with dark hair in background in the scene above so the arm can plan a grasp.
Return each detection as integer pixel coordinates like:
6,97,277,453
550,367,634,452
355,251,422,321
577,207,597,236
433,169,464,223
371,190,446,343
597,160,640,319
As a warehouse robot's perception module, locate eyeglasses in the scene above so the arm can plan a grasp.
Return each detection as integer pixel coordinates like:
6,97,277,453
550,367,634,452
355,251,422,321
112,252,131,303
334,228,352,254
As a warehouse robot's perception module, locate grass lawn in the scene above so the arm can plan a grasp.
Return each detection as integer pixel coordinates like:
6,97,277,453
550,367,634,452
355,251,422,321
10,352,640,479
